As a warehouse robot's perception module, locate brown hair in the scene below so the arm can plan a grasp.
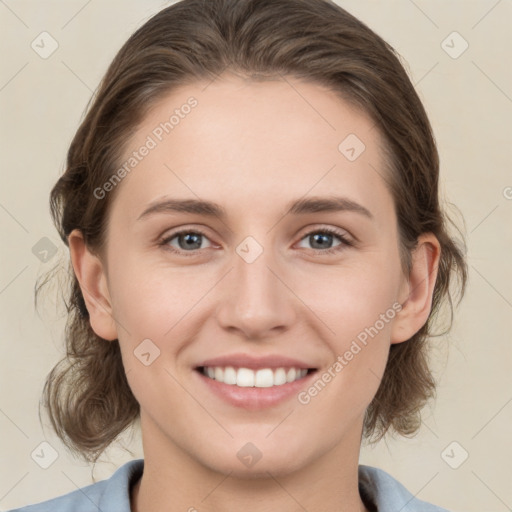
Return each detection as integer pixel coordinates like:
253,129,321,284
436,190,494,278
36,0,467,463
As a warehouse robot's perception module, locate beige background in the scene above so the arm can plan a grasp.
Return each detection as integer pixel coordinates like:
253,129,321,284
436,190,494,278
1,1,511,511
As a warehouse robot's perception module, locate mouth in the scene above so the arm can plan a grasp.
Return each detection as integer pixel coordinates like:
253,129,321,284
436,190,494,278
195,366,317,388
194,365,319,410
192,353,320,410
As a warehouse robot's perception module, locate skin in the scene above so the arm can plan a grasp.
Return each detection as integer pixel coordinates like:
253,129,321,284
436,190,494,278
69,73,440,512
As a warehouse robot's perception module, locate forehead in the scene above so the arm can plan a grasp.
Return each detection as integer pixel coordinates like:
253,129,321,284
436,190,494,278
110,74,393,227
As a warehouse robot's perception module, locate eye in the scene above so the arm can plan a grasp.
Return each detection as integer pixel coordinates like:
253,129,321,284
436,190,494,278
159,226,354,257
296,227,353,255
159,229,213,256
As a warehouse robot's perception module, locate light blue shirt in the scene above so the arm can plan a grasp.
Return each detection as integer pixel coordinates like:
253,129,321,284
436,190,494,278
7,458,450,511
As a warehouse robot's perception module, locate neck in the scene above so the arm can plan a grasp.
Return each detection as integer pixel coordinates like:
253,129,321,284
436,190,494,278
131,416,369,512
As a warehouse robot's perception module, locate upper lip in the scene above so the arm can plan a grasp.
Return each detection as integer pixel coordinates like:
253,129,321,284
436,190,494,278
196,353,317,370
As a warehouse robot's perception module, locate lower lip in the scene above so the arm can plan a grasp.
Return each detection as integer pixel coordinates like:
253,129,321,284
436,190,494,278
194,369,318,411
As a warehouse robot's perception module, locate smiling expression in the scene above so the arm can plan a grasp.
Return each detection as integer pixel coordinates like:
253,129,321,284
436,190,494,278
72,73,427,478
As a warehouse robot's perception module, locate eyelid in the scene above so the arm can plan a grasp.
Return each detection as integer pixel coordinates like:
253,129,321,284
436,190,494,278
296,224,354,243
158,224,355,256
294,225,354,254
158,226,215,256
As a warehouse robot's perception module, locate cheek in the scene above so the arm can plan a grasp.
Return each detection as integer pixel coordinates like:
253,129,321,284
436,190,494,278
298,280,395,429
298,255,401,340
304,256,400,392
109,242,401,348
108,254,207,340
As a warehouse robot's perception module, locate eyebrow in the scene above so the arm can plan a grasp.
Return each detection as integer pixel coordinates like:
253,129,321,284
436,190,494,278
136,195,373,222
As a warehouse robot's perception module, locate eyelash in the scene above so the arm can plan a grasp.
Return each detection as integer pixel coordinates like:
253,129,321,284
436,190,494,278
158,227,354,257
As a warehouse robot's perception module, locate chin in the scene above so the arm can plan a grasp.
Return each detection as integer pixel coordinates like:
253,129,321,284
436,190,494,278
198,436,313,478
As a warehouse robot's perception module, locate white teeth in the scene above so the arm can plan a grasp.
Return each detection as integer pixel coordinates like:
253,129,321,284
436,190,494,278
286,368,296,383
274,368,287,385
237,368,255,387
255,368,274,388
223,366,237,385
201,366,309,387
214,367,224,382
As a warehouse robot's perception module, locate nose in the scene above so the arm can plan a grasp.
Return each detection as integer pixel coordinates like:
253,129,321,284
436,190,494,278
215,243,297,340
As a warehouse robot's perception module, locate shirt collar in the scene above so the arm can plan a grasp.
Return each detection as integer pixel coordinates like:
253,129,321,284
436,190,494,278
98,459,446,512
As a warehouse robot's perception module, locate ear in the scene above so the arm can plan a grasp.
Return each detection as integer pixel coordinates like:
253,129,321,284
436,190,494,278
68,229,118,341
390,233,441,344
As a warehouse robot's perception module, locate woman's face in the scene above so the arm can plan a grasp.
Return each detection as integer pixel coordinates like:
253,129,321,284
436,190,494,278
81,74,426,477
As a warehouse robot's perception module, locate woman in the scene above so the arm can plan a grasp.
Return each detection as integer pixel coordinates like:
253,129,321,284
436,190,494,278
10,0,467,510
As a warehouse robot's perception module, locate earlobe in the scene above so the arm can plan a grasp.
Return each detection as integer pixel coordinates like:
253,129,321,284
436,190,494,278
390,233,441,344
68,229,118,341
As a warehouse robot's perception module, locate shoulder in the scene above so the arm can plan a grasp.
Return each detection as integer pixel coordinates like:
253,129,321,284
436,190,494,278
6,459,144,512
358,465,451,511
